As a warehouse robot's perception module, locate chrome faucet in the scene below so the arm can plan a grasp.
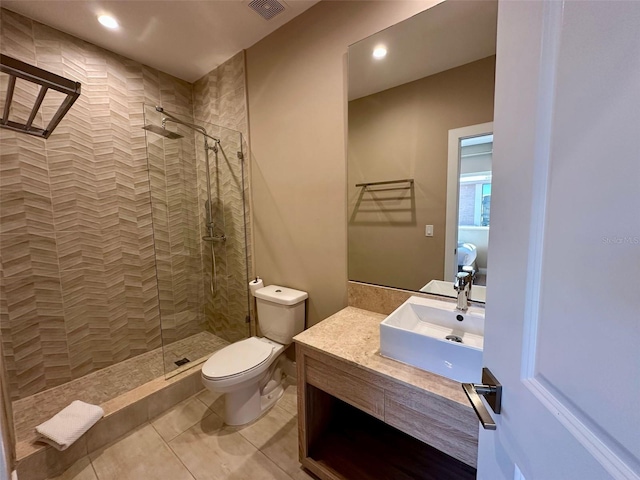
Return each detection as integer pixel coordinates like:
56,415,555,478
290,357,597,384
454,272,472,312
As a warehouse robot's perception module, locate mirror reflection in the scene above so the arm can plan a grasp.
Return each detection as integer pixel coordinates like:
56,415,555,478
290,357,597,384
347,0,497,301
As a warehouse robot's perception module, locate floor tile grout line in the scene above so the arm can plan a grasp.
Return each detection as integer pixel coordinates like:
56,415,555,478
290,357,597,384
152,407,217,444
233,403,296,451
158,395,297,480
273,402,296,418
88,456,100,480
166,406,225,447
193,392,216,414
160,423,202,480
89,420,197,480
213,412,299,480
92,421,153,456
147,420,198,480
231,402,300,480
254,447,298,480
83,392,301,480
235,414,300,464
263,398,304,480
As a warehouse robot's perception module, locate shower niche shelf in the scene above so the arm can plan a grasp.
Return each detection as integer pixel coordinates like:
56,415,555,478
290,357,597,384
0,54,81,138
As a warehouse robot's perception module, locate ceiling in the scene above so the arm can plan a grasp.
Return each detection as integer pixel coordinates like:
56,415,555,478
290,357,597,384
1,0,319,83
348,0,497,100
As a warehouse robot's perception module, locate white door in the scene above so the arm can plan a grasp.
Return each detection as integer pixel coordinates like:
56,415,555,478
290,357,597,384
478,1,640,479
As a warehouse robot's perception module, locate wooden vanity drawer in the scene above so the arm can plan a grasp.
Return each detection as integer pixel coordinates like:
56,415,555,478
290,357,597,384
305,356,385,420
384,385,478,467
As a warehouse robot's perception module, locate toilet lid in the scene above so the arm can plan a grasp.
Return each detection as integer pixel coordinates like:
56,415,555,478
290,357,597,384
202,337,274,379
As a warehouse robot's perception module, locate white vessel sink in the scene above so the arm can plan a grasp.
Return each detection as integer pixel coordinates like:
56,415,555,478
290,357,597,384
379,296,484,383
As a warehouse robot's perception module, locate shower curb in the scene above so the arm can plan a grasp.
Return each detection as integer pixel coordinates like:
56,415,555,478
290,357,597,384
15,368,204,480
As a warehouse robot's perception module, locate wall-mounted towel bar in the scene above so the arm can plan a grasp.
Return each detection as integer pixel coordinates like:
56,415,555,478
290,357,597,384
356,179,414,188
0,54,81,139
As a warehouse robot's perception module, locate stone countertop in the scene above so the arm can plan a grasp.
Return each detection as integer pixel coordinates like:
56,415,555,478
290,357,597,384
294,306,471,407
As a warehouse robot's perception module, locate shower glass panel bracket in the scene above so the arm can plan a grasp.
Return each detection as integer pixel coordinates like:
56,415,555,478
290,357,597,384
0,54,81,138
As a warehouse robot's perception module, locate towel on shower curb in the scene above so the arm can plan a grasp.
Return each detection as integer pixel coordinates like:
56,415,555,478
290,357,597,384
35,400,104,451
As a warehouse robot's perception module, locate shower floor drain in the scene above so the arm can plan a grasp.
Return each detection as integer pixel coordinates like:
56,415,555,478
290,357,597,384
174,358,190,367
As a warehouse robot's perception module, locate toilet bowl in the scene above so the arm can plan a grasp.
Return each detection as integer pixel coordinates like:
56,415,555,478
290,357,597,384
201,284,308,425
457,242,477,267
201,337,285,425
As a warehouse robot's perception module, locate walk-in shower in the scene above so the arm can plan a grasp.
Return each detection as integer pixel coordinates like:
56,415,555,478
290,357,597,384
143,104,251,377
0,12,252,474
4,103,251,472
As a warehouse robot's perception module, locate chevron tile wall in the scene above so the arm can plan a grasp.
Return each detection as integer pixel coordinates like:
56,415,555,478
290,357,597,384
0,9,217,400
0,9,253,399
193,53,252,343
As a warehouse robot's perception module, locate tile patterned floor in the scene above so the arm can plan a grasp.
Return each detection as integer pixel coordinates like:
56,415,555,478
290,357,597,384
48,380,315,480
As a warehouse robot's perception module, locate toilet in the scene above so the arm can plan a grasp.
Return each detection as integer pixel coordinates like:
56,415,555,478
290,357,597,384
201,284,308,425
457,242,477,270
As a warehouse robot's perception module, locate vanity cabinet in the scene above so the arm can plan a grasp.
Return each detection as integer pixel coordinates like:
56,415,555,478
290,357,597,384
296,339,478,480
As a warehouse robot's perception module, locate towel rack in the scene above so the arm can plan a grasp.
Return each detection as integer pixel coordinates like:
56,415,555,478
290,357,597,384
0,54,81,139
355,178,414,188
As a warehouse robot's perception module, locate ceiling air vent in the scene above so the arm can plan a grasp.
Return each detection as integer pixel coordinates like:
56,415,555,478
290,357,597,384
248,0,285,20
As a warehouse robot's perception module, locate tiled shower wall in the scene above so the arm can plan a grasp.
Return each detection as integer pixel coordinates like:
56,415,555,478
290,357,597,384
0,9,200,400
0,9,252,400
193,53,252,342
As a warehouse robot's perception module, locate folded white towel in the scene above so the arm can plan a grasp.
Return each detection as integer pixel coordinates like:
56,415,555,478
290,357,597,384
35,400,104,451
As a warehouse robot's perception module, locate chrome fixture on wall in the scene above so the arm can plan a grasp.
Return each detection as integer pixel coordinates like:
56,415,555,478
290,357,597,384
141,124,184,139
143,106,224,295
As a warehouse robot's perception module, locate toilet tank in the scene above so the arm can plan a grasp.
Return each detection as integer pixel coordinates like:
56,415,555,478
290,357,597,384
254,285,308,344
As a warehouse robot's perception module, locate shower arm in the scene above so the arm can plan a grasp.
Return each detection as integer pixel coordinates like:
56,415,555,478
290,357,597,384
156,107,217,228
156,106,220,145
151,106,220,297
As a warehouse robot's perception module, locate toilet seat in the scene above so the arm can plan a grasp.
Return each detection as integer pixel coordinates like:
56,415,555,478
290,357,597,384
457,242,477,266
202,337,274,380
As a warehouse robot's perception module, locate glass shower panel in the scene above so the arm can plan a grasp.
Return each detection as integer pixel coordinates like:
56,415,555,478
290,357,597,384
197,119,251,346
143,105,250,378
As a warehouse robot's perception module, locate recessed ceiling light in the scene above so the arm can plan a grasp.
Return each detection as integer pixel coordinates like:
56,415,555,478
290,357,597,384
98,15,119,29
372,46,387,59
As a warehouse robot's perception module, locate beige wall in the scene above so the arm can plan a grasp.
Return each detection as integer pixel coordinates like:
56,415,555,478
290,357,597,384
348,57,495,291
246,1,437,326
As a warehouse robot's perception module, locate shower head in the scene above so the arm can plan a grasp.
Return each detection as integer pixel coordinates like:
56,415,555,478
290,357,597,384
142,124,184,139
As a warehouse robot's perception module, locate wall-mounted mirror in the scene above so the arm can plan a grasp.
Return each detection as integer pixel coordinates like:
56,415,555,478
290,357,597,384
347,0,497,302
